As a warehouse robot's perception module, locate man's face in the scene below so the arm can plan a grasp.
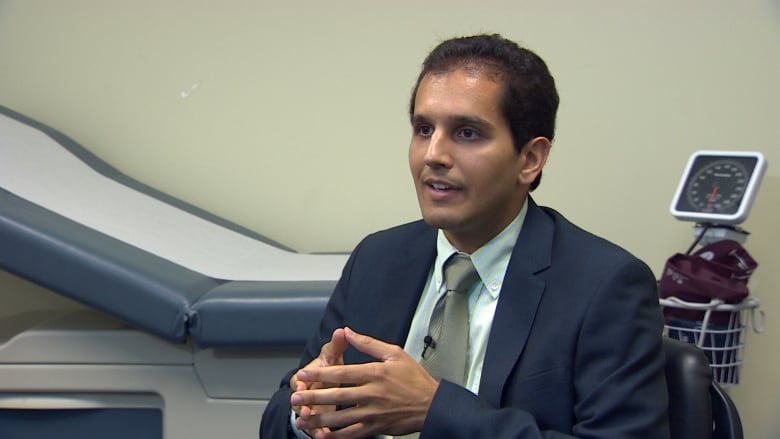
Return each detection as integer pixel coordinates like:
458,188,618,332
409,69,531,253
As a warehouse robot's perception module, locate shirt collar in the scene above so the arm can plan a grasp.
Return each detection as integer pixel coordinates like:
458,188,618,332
434,198,528,299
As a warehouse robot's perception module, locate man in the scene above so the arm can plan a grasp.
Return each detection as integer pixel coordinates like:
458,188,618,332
260,34,669,438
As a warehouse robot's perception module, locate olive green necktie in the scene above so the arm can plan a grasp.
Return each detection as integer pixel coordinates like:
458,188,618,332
420,252,479,385
398,253,479,439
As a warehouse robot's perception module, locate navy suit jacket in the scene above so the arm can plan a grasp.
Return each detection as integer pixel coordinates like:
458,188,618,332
261,199,670,438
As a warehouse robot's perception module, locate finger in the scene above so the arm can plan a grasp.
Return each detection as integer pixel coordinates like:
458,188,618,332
292,380,307,415
299,404,328,420
297,362,384,386
293,408,333,436
320,328,348,365
344,327,404,362
297,371,335,391
310,428,332,439
324,421,371,439
292,385,366,408
313,405,375,431
296,418,332,439
296,405,371,435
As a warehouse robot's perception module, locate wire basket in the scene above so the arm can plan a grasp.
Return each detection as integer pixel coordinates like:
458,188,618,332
660,296,765,388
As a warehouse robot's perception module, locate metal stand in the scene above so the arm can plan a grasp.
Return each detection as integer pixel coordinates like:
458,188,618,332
661,296,765,388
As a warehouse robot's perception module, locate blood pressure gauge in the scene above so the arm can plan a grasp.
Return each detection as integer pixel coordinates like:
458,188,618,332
670,151,767,225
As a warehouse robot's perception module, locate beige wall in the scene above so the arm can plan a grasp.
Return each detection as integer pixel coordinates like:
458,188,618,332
0,0,778,436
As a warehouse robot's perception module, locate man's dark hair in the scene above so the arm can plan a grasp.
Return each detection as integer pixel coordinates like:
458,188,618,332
409,34,559,191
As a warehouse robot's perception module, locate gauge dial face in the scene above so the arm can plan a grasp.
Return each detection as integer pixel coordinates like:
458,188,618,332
671,151,765,224
685,159,748,214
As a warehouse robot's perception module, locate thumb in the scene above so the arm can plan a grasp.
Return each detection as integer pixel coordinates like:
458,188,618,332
344,327,401,361
320,328,348,365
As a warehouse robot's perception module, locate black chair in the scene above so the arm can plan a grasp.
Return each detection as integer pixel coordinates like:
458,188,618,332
663,337,744,439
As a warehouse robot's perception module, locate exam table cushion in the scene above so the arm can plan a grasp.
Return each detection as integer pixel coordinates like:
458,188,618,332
0,189,218,342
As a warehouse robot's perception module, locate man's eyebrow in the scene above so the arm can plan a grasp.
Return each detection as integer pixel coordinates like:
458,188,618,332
448,115,492,129
410,114,428,125
410,114,493,130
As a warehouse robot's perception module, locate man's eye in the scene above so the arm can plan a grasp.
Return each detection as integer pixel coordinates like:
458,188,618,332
458,128,478,139
417,125,433,136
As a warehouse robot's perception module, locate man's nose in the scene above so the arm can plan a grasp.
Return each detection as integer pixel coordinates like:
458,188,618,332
424,131,453,168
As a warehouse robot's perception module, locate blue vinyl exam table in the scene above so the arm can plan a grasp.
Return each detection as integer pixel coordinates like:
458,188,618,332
0,105,349,438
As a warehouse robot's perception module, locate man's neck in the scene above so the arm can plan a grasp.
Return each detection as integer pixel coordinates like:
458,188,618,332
442,198,529,254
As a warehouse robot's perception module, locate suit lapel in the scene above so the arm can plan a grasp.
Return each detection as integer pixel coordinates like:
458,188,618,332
479,199,553,407
371,225,437,347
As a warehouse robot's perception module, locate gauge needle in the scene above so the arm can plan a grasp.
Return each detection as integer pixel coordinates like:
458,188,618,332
707,184,719,209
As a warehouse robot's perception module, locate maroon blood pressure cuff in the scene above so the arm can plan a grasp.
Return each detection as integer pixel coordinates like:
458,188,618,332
659,239,757,324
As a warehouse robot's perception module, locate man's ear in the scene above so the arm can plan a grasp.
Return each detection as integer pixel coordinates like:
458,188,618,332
518,136,551,186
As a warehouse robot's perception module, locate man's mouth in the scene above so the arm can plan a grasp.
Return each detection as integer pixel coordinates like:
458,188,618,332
430,182,453,191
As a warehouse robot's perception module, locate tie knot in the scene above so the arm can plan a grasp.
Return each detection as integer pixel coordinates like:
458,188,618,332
444,253,480,294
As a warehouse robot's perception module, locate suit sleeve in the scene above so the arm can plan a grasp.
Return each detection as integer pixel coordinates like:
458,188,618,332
421,257,670,439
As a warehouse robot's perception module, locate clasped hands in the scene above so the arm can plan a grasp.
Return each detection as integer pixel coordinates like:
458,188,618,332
291,327,439,439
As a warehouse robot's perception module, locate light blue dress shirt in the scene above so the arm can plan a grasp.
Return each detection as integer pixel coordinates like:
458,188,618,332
401,199,527,395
